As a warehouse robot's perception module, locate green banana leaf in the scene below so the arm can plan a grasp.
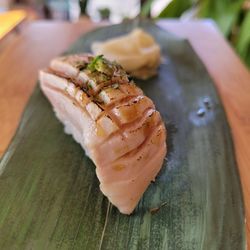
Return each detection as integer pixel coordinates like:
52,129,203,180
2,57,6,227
0,20,245,249
236,11,250,67
158,0,194,18
197,0,244,36
141,0,154,17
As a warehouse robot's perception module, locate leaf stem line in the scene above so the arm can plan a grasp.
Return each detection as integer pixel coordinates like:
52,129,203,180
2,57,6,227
98,201,111,250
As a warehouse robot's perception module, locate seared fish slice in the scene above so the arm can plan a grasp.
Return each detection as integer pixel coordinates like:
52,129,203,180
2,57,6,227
39,54,167,214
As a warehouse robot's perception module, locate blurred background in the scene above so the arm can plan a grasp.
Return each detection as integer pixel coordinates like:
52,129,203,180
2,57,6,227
0,0,250,67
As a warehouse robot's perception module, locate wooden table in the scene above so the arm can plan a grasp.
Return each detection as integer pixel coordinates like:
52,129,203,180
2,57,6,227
0,19,249,247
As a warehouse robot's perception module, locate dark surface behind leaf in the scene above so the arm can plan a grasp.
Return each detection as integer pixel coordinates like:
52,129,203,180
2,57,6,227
0,20,245,250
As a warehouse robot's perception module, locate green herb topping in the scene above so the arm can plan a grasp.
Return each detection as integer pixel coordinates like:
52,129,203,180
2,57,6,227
87,55,116,76
87,55,104,71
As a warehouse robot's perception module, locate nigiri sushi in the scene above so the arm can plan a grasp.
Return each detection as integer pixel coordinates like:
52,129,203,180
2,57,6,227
39,54,167,214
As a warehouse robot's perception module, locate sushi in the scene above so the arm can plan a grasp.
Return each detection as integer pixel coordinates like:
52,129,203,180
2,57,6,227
39,54,167,214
